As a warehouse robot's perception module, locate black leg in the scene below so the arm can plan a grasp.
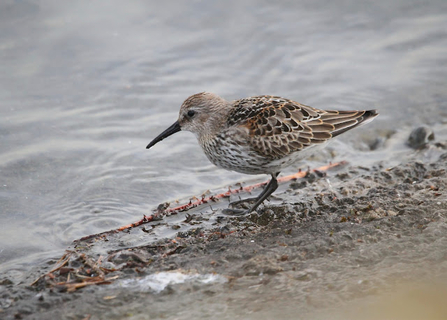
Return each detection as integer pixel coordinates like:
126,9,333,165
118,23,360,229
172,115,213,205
246,172,280,213
222,172,280,215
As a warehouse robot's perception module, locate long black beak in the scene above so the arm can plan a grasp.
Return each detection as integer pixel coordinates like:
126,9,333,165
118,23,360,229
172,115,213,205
146,121,181,149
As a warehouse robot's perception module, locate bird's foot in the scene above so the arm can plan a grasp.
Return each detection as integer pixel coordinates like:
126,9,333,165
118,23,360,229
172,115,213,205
221,208,248,215
222,198,256,215
229,197,257,207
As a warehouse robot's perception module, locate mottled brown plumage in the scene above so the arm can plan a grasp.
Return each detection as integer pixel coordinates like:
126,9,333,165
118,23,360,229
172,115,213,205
227,95,374,161
147,92,378,213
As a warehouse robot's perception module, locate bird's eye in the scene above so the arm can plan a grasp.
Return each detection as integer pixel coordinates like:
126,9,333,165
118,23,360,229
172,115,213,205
187,110,196,118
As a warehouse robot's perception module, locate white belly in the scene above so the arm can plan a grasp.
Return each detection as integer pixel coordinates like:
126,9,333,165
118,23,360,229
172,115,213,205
202,137,328,175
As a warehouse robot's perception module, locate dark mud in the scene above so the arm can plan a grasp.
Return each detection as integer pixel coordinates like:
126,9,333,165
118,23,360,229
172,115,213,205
2,141,447,319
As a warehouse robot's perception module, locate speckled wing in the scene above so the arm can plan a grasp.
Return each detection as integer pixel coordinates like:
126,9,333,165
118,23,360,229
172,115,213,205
227,96,375,160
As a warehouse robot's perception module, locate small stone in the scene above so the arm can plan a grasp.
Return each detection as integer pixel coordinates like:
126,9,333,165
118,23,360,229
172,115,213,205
407,126,435,149
290,180,308,189
365,210,381,221
387,210,398,216
279,255,289,261
0,278,13,286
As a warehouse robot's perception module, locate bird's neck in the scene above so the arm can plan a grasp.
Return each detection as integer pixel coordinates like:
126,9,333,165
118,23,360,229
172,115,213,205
197,102,233,145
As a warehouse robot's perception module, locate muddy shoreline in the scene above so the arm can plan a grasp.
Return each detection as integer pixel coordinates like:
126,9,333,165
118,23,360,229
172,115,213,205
2,143,447,319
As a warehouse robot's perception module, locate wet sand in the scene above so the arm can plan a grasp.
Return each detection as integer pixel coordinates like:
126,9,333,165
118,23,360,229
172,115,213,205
2,132,447,320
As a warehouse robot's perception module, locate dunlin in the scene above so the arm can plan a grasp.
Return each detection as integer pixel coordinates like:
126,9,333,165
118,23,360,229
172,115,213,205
147,92,378,213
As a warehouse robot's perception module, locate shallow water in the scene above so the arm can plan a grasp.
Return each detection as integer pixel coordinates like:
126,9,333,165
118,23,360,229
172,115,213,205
0,0,446,279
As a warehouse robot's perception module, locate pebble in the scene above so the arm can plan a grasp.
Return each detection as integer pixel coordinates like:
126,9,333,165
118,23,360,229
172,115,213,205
407,126,435,149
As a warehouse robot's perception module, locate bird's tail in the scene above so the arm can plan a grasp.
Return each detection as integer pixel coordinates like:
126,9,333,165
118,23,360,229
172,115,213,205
321,109,379,138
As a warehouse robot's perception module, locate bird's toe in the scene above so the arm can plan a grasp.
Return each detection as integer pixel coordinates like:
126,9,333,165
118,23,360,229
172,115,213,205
222,208,248,215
